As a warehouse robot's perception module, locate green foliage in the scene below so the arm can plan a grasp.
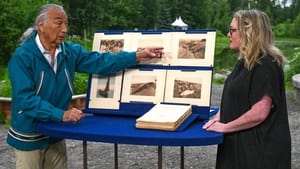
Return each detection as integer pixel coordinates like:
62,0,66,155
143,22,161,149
0,66,6,81
214,33,237,73
0,111,10,126
275,38,300,58
213,76,226,84
293,14,300,37
212,0,232,34
274,23,291,37
0,81,11,98
181,0,214,29
1,0,300,67
65,36,93,51
213,35,300,87
157,1,173,29
284,47,300,86
74,73,89,95
0,67,11,97
0,111,6,123
214,47,237,72
273,17,300,38
0,0,61,66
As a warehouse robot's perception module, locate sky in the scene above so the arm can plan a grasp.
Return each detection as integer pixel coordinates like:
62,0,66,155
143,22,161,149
278,0,292,7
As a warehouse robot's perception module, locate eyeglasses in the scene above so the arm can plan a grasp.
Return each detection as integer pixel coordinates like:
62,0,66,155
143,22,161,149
229,28,237,35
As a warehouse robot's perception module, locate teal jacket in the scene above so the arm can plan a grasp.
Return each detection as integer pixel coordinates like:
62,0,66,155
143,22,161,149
7,33,137,150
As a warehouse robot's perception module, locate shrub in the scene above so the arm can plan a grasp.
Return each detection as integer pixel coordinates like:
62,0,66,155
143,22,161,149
74,72,89,95
0,111,10,126
0,68,12,97
284,47,300,87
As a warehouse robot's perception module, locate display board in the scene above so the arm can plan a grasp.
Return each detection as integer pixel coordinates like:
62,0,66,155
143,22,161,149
84,30,216,119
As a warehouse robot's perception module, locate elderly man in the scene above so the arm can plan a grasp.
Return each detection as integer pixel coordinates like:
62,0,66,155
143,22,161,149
7,3,163,169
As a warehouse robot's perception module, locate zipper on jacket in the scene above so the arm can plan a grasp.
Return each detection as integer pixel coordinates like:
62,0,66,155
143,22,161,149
35,71,44,95
64,68,74,95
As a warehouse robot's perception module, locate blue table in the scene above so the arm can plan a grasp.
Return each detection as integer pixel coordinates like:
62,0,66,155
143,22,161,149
36,113,223,169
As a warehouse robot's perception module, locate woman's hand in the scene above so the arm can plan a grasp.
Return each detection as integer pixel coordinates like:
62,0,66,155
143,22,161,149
203,110,221,131
203,121,227,133
203,119,219,130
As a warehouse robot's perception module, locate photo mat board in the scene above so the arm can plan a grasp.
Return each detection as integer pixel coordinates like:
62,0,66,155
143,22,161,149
92,33,135,51
87,73,123,109
88,33,131,109
164,70,213,106
169,31,216,66
121,69,167,104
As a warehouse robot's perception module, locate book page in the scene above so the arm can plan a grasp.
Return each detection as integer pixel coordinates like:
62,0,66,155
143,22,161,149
136,104,191,123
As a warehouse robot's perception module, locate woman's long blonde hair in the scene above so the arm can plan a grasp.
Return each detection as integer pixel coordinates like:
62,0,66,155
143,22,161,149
234,9,285,70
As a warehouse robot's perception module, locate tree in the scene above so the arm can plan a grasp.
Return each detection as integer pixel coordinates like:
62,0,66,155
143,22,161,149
293,14,300,37
0,0,61,66
157,0,173,29
62,0,104,39
211,0,232,35
129,0,160,30
180,0,213,29
1,0,299,67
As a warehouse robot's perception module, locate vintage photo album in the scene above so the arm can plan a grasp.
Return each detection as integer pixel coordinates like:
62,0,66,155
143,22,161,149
84,30,216,130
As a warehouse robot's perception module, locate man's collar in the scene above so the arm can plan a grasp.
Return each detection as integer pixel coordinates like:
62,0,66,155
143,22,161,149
35,34,62,54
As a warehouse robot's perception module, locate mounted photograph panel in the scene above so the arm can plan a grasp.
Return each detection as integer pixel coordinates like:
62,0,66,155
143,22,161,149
86,30,216,115
169,31,216,66
121,69,167,104
89,32,133,110
87,73,123,109
164,70,212,106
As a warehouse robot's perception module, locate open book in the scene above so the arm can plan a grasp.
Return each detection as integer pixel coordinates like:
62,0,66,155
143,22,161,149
136,103,192,131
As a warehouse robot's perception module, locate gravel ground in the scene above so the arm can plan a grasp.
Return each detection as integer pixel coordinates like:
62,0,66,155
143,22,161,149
0,84,299,169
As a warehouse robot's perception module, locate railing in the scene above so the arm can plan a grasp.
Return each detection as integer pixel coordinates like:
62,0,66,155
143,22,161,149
0,97,11,120
0,94,87,120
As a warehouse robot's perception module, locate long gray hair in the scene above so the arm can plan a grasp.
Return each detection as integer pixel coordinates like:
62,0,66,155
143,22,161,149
18,4,64,45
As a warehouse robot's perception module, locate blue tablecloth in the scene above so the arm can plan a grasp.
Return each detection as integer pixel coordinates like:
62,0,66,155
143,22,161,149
36,114,223,146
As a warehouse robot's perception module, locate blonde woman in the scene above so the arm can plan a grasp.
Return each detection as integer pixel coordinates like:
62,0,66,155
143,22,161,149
203,9,291,169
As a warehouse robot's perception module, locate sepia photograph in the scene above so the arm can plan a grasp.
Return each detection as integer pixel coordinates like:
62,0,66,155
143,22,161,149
135,33,173,65
92,33,135,52
164,70,213,106
87,73,123,109
99,39,124,53
173,78,202,99
96,75,115,98
130,75,157,96
178,39,206,59
121,69,166,103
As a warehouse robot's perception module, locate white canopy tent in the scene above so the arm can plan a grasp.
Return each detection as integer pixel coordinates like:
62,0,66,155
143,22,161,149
171,16,188,30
